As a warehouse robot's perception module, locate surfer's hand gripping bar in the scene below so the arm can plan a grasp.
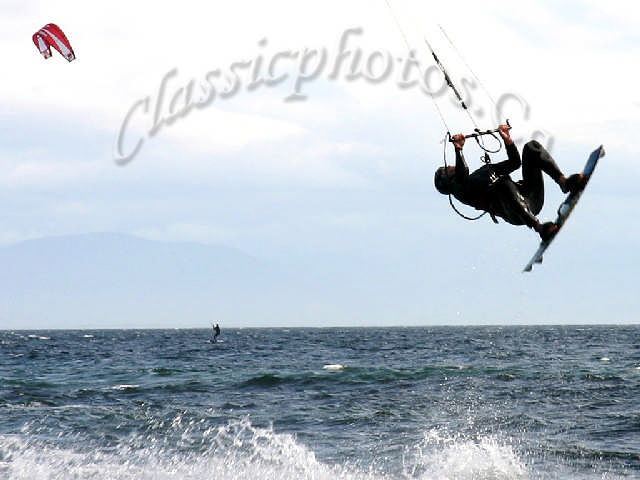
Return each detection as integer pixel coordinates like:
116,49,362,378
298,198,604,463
447,120,511,143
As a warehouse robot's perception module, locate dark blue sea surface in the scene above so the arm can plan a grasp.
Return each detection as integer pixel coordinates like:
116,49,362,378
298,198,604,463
0,326,639,479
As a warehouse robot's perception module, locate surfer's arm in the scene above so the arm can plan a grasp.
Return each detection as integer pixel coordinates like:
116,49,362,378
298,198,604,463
454,149,470,182
451,134,469,182
491,124,521,176
491,142,521,176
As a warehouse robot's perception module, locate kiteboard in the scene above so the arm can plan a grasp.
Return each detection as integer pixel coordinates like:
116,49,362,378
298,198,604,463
523,145,605,272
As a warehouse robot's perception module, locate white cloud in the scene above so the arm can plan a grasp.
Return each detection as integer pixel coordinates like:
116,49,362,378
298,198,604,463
4,0,638,171
0,156,107,189
162,107,307,153
2,0,639,256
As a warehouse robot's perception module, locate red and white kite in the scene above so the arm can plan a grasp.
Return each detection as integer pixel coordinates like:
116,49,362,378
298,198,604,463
33,24,76,62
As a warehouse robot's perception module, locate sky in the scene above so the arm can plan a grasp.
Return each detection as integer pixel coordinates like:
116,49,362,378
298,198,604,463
1,0,639,328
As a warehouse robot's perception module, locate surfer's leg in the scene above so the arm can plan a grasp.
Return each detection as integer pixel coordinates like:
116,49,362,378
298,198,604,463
522,140,564,183
492,178,557,239
522,140,586,201
493,178,540,230
520,140,568,214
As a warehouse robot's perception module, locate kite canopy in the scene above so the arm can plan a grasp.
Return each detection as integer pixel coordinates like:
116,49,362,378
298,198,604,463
33,23,75,62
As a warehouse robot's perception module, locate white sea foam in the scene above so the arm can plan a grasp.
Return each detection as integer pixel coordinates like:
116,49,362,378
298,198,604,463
323,364,345,371
0,419,374,480
27,335,50,340
111,384,139,391
403,429,528,480
0,418,536,480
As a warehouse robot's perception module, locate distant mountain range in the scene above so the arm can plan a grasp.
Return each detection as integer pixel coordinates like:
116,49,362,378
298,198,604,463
1,230,633,328
0,233,311,329
0,232,451,329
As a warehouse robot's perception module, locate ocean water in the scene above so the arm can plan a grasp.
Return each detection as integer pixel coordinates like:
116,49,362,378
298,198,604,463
0,326,638,479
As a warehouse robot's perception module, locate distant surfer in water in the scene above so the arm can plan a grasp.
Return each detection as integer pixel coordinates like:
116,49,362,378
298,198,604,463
212,323,220,343
433,125,586,241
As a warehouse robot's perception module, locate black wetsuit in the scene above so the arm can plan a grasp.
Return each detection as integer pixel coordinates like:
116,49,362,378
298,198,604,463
451,140,564,228
213,325,220,341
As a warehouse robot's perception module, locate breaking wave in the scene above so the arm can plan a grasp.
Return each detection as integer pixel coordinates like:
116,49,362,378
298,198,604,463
0,417,528,480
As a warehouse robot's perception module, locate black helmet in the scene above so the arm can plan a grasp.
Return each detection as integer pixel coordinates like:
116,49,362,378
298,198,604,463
434,166,454,195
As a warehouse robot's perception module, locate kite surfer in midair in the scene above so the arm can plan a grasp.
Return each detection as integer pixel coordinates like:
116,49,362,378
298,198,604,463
433,125,586,241
382,1,601,269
